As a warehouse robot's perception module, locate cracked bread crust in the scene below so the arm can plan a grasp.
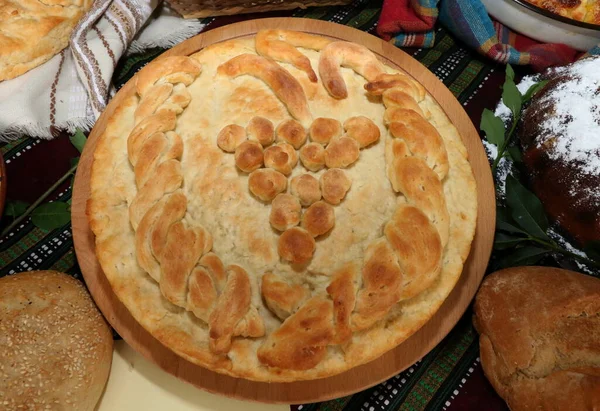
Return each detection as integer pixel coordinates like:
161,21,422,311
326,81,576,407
0,0,93,81
473,267,600,411
87,30,477,382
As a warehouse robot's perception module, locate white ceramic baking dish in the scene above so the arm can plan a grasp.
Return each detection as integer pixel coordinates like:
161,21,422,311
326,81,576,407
481,0,600,51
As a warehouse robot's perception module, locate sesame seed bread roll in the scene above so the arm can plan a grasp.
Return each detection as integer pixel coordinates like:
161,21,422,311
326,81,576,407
0,271,113,411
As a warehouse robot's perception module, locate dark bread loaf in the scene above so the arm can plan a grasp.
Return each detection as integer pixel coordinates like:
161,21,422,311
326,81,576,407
473,266,600,411
518,56,600,246
0,271,113,410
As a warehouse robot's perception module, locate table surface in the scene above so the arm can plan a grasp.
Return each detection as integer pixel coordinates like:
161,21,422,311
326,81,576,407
0,1,514,410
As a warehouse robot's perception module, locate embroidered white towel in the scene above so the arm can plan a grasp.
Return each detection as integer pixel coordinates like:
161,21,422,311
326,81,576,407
0,1,205,141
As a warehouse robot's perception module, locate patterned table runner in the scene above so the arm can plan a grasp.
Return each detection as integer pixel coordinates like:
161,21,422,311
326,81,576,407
0,1,512,409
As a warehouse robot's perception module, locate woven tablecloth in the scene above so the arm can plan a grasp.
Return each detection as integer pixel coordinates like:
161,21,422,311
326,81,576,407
0,1,515,409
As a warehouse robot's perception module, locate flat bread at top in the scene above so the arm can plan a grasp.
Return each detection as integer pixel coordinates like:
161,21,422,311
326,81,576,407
0,0,93,81
87,30,477,382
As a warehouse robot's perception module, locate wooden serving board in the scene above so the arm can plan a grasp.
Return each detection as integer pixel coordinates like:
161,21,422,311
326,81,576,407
71,18,496,404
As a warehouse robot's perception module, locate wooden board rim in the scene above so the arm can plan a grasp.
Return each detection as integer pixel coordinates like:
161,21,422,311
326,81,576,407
71,17,496,404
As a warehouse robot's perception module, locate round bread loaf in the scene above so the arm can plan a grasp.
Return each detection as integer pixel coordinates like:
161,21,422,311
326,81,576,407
473,266,600,411
519,56,600,246
0,271,113,410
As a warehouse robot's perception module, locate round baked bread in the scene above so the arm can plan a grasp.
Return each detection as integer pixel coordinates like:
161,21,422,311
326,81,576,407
473,266,600,411
87,30,477,381
0,271,113,410
519,56,600,246
0,0,94,81
522,0,600,25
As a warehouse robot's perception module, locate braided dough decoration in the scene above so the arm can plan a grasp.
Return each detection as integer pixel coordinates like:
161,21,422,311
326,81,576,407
126,56,265,355
256,68,453,370
88,30,477,382
255,29,331,82
319,41,386,99
217,54,312,127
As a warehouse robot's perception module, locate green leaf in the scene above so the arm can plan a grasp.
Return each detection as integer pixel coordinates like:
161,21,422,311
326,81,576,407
494,232,527,250
480,109,505,146
31,202,71,231
69,129,87,154
496,206,512,222
502,246,549,267
502,77,522,118
506,146,523,163
583,240,600,263
505,175,550,241
506,64,515,81
522,80,549,103
4,200,29,218
496,206,528,235
497,220,527,236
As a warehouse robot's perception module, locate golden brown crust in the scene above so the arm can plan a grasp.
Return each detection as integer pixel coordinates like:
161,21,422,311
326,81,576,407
257,297,334,370
382,89,424,117
320,168,351,205
302,200,335,237
270,193,302,232
0,271,113,410
0,0,94,81
247,116,275,146
276,119,308,149
365,73,426,102
343,116,381,148
299,142,326,172
277,227,316,264
290,174,322,206
390,138,411,159
88,32,477,382
209,265,256,354
113,55,267,365
388,110,449,180
159,222,211,307
135,192,185,282
218,124,247,152
352,239,403,331
135,83,174,124
388,156,449,246
264,142,298,175
319,41,386,99
255,30,331,82
261,272,310,320
136,56,202,96
249,168,288,202
384,204,442,300
309,117,343,145
235,140,264,173
129,159,183,230
128,110,178,165
133,131,183,188
325,136,360,169
326,263,359,344
188,267,218,321
200,252,227,291
218,54,312,126
474,267,600,411
162,84,192,115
